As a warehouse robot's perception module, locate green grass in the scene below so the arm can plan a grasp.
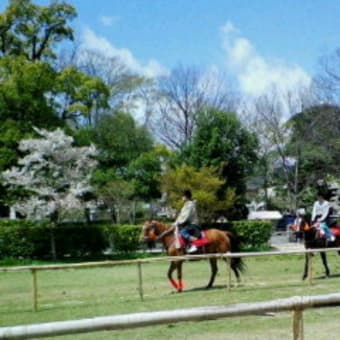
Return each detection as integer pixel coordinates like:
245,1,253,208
1,253,340,339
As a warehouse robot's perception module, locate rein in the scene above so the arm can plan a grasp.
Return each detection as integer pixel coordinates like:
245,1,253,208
155,225,175,241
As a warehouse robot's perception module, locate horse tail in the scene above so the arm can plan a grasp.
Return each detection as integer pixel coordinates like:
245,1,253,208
225,231,246,273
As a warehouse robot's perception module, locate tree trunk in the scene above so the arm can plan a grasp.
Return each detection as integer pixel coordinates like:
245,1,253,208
50,226,57,260
50,212,59,260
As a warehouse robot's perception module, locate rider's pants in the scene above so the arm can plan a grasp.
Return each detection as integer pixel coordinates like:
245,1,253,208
320,222,333,240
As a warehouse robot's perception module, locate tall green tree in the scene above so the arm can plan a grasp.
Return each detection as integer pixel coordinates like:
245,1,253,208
0,0,76,61
127,146,167,201
0,56,65,179
94,112,154,171
91,112,161,222
285,104,340,207
181,108,258,219
54,65,110,126
161,164,236,223
0,56,59,125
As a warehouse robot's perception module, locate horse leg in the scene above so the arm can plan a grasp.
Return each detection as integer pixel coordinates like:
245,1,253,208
231,259,241,283
206,258,218,289
167,261,183,292
302,253,308,280
320,252,330,277
177,261,183,292
168,261,178,290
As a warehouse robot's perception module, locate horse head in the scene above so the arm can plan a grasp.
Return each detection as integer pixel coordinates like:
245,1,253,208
141,220,163,242
290,219,311,233
141,220,174,243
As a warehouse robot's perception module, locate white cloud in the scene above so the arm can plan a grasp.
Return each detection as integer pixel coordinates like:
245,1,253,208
99,15,118,27
81,28,169,78
220,21,311,97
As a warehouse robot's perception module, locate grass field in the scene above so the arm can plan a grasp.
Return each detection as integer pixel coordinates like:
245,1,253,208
1,253,340,339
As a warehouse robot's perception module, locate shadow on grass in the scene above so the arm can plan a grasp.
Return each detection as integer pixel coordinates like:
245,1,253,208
314,273,340,280
175,284,247,294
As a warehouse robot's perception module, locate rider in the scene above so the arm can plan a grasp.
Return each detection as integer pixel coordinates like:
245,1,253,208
174,189,200,253
291,208,307,243
311,192,335,242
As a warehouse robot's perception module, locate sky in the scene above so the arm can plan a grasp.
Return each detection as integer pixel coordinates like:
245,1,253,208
2,0,340,97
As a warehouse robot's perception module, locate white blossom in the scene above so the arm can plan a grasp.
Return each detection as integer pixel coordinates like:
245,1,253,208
2,128,98,221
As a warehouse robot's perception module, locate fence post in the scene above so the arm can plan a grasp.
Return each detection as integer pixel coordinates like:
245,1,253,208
225,255,232,291
137,262,144,301
292,308,304,340
31,269,38,312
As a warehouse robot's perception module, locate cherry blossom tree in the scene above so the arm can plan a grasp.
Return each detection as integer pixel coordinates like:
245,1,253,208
2,127,98,258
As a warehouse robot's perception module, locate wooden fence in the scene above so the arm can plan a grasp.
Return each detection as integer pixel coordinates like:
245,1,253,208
1,247,340,311
1,293,340,339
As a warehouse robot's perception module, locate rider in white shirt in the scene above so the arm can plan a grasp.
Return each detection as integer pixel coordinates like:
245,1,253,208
174,190,200,253
311,192,335,242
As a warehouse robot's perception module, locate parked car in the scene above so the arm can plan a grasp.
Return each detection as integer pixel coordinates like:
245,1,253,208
276,214,296,231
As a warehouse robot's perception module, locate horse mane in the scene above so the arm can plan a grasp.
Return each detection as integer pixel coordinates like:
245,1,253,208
150,220,174,239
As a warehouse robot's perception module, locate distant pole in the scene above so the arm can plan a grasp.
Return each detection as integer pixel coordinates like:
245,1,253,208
31,269,38,312
137,262,144,301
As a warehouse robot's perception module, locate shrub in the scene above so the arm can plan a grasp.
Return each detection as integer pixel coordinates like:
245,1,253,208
0,220,48,258
0,220,109,259
54,223,109,257
105,224,141,253
231,220,272,250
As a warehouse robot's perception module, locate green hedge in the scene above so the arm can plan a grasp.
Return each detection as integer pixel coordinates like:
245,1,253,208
54,223,109,257
0,219,271,259
0,220,142,259
0,220,109,259
231,220,272,250
0,220,49,258
105,224,141,253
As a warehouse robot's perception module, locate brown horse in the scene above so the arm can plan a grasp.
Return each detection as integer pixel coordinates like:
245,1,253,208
291,219,340,280
141,220,245,292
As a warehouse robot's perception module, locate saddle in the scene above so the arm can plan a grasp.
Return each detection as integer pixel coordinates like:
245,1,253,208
314,225,339,240
178,231,210,248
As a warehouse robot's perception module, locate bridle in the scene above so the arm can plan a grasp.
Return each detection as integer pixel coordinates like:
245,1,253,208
142,221,158,241
142,220,175,242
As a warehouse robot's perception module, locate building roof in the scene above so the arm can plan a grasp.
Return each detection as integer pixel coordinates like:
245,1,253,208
248,210,283,220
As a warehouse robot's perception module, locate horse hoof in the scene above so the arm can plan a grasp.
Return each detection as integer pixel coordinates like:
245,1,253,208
302,275,307,281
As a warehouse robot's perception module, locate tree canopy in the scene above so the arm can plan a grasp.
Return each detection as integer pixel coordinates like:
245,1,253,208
0,0,76,61
161,164,236,223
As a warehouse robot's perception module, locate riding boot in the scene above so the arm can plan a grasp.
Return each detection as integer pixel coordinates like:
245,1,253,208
187,236,198,253
187,244,198,253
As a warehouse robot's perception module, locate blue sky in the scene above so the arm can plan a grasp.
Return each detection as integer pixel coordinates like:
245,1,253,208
70,0,339,72
2,0,340,96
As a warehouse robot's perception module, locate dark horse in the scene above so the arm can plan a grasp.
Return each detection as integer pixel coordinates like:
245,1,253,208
291,219,340,280
141,220,245,292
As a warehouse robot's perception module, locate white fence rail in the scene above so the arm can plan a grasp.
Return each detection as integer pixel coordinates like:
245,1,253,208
1,247,340,311
1,293,340,339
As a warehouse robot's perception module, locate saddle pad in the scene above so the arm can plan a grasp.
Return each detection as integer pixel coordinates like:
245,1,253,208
179,236,186,247
331,228,340,237
192,231,210,247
